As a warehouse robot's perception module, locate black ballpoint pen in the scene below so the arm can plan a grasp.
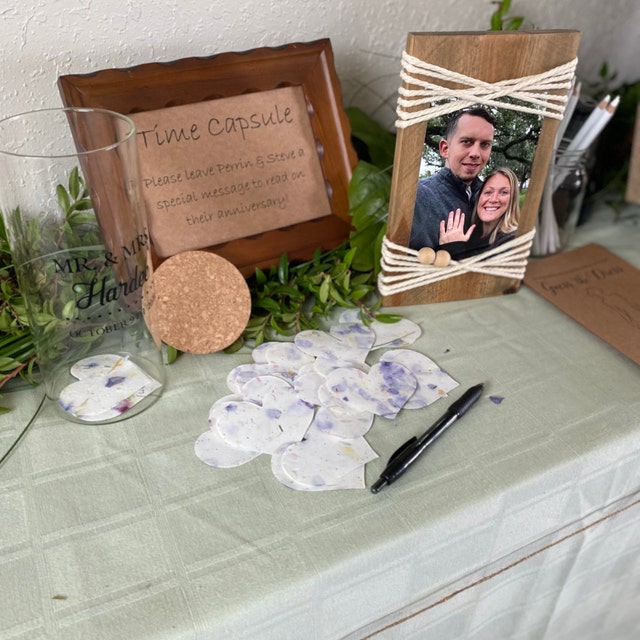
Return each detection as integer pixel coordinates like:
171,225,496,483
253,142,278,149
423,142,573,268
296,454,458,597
371,383,484,493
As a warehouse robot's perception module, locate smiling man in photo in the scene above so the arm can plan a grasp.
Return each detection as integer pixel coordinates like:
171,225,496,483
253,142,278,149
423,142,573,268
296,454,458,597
409,107,496,251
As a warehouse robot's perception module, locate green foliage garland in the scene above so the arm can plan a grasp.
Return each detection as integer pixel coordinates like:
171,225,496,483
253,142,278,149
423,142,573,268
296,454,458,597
0,168,100,410
231,157,396,351
228,106,398,350
0,108,398,401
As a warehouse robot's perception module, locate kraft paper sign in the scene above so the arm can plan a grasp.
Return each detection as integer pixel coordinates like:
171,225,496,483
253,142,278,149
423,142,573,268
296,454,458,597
524,243,640,365
130,86,332,257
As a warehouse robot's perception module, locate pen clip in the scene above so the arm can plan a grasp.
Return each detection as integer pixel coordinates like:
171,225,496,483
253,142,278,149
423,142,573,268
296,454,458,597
388,436,417,464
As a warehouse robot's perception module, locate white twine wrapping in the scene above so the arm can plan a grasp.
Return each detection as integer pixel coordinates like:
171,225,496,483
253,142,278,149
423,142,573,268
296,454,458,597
382,49,574,293
396,51,578,128
378,229,536,296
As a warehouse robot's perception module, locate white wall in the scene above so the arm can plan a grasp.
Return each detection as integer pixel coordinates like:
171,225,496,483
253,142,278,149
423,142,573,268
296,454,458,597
1,0,638,127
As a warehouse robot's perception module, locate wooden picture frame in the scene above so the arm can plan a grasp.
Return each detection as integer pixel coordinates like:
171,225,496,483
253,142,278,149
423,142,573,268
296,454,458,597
381,31,581,306
58,39,357,276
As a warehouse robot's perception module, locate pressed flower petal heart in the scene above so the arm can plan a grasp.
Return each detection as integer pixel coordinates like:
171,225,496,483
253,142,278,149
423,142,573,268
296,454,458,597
210,377,314,454
259,342,315,370
195,429,261,468
279,433,377,486
328,322,376,352
294,329,370,365
335,309,421,349
313,406,374,438
198,317,458,491
379,349,459,408
271,444,366,491
59,354,161,421
369,318,422,349
226,363,296,394
324,360,418,419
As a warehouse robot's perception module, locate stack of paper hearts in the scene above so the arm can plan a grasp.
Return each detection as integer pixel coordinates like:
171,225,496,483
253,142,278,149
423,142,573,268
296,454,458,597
195,310,459,491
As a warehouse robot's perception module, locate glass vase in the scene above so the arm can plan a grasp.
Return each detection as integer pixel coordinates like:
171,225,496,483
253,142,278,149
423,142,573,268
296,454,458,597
0,108,164,423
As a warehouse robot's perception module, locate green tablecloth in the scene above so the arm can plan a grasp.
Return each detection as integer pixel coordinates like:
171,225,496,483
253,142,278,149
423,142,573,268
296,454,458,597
2,203,640,639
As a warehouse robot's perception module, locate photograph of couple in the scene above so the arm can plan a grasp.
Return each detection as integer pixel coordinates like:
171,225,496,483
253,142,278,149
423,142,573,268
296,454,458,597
409,106,533,261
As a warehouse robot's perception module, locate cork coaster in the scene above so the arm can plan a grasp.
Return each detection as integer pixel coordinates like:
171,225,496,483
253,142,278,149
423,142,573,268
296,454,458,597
147,251,251,354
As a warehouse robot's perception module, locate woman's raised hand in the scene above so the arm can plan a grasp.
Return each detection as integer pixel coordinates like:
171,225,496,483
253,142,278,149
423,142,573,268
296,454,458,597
439,209,475,244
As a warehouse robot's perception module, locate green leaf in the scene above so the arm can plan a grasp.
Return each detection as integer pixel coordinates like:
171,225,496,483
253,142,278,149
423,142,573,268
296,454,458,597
349,285,373,301
254,267,267,286
269,315,289,334
349,161,388,198
164,344,179,364
223,337,245,353
318,276,330,304
269,284,305,301
0,356,20,371
31,312,54,326
342,246,357,270
245,316,269,329
61,299,77,321
346,107,396,170
372,224,387,276
253,297,281,314
374,313,403,324
0,309,13,332
329,284,348,305
277,253,289,285
69,167,81,200
68,199,94,212
56,184,71,214
349,223,386,273
504,17,524,30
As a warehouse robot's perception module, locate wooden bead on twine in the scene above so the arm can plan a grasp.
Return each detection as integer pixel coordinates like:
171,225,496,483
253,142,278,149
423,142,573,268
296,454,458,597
433,250,451,267
417,246,436,264
417,247,451,267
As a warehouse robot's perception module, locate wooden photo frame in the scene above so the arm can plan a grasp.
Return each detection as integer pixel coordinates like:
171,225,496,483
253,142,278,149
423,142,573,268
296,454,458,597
380,31,581,306
58,39,357,276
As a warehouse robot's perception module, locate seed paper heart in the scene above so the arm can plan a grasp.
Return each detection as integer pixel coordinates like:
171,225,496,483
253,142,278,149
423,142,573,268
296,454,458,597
69,353,126,379
379,349,459,409
59,354,161,422
369,318,422,349
324,360,418,419
313,405,374,438
294,329,370,365
194,429,261,468
328,322,376,352
336,310,421,349
312,356,370,377
293,371,325,406
270,444,366,491
196,316,458,491
258,342,315,371
209,377,314,454
277,432,377,487
226,363,296,394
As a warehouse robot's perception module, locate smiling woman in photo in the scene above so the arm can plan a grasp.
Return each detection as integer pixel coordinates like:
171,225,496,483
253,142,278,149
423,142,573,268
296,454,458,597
437,166,521,260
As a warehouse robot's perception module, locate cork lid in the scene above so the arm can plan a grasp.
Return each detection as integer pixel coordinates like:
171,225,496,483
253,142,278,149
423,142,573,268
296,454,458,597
146,250,252,354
